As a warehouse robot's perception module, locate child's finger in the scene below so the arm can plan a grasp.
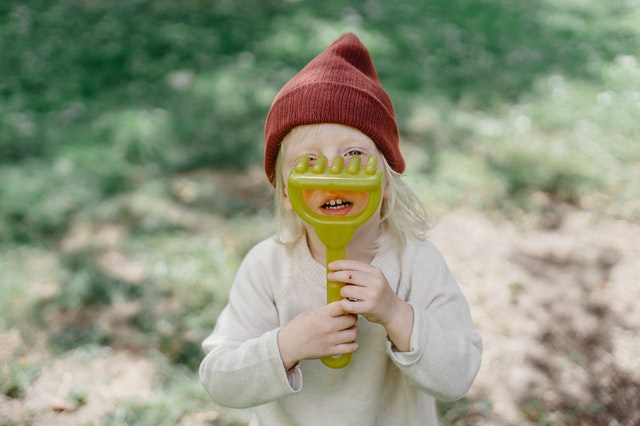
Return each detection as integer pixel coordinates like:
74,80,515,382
330,341,359,356
325,300,349,317
327,270,362,285
340,297,369,316
327,259,374,273
340,283,364,301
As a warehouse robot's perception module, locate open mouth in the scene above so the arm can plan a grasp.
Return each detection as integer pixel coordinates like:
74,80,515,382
300,189,368,217
321,198,353,211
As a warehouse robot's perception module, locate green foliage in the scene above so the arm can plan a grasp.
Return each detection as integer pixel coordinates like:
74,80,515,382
517,396,607,425
49,323,114,354
437,397,494,425
57,250,140,309
0,162,89,242
0,360,40,399
28,186,248,367
103,364,249,425
44,250,140,353
1,0,276,164
119,231,242,370
0,244,62,328
2,0,640,245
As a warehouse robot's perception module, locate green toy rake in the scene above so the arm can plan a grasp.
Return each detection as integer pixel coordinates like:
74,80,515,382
287,154,383,368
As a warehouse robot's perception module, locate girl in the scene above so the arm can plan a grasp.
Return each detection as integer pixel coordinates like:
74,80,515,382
199,33,482,426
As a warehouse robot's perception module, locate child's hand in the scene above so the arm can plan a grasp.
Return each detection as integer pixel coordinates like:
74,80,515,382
277,302,359,370
327,260,399,324
328,260,414,352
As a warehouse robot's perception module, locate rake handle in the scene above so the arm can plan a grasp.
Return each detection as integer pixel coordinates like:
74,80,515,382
322,246,353,369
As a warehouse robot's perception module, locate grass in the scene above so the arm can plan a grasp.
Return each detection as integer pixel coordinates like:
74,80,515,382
0,360,40,400
1,0,639,423
402,57,640,217
2,0,639,242
104,356,250,426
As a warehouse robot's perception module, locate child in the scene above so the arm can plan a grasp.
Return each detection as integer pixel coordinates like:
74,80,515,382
199,33,482,426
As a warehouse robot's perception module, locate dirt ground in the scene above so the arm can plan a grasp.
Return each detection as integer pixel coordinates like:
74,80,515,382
2,204,639,425
428,207,640,425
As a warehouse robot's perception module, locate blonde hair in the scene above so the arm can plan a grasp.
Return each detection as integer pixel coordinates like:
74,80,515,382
273,146,430,249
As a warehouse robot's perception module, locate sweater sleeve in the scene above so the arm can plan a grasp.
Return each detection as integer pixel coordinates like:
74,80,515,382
199,240,302,408
386,241,482,401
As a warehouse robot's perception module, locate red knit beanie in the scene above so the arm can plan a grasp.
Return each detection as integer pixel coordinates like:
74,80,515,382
263,33,405,185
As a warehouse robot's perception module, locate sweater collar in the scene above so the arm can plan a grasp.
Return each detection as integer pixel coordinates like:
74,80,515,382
292,235,326,289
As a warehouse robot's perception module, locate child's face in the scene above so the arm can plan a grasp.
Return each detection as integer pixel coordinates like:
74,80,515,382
281,123,385,216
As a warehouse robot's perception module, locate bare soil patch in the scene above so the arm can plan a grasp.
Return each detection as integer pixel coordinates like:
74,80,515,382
429,208,640,424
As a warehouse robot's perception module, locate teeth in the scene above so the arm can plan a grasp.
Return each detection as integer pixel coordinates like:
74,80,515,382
323,199,351,209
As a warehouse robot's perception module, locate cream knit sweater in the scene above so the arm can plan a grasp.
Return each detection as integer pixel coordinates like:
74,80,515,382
199,235,482,426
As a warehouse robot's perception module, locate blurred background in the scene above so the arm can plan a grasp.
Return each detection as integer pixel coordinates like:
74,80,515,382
1,0,639,424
